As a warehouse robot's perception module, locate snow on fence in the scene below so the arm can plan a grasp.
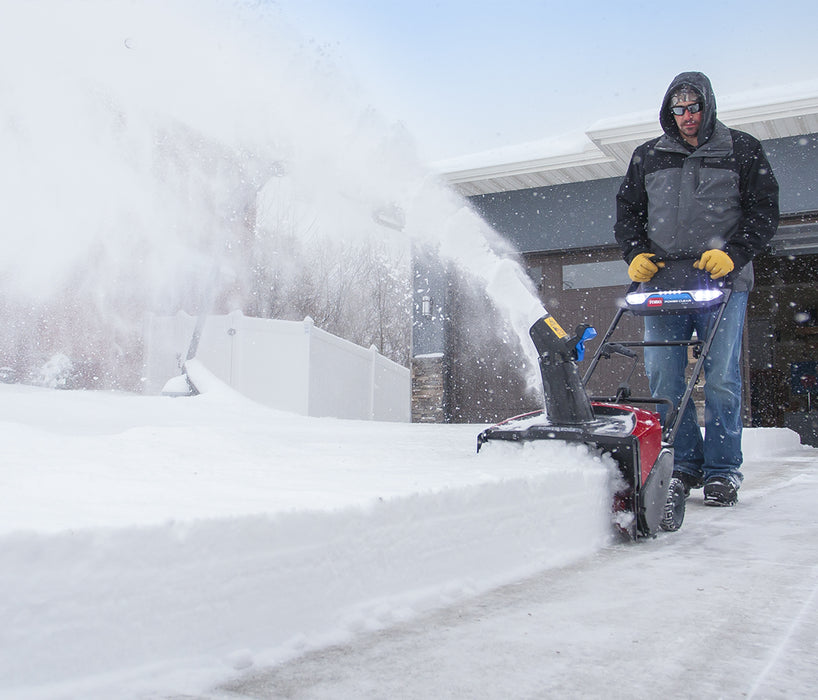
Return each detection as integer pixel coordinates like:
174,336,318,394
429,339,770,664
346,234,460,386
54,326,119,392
144,311,410,422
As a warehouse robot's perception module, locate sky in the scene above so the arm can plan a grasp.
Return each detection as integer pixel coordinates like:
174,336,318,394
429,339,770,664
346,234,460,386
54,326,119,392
271,0,818,162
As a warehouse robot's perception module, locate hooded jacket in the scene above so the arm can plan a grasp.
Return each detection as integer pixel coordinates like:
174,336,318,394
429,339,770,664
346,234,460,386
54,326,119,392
614,71,780,291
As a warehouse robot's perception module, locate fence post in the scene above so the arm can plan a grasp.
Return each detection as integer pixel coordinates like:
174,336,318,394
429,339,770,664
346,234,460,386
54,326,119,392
303,317,314,416
369,345,379,420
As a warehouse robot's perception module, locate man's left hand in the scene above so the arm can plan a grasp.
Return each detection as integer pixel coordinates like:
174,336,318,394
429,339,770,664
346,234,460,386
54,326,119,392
694,249,734,279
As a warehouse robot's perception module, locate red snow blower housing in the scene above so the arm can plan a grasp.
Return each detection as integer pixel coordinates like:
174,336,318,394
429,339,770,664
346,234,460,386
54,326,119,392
477,260,731,539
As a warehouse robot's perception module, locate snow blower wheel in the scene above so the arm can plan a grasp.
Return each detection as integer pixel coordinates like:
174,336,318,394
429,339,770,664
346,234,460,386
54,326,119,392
660,477,686,532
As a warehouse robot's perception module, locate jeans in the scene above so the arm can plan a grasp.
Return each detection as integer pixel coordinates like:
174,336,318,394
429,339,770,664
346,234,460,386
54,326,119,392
643,291,748,486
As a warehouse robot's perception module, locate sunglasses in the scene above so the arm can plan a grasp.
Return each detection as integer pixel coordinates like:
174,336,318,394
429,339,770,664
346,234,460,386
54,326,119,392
670,102,703,116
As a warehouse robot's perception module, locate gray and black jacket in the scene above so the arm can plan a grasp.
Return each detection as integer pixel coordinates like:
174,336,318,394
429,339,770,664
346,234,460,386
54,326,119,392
614,71,780,291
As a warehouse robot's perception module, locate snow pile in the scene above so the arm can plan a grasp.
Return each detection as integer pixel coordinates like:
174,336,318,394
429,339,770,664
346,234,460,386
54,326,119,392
1,383,614,699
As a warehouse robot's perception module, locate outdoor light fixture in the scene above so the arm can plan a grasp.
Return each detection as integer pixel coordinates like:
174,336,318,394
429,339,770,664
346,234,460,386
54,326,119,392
421,295,432,317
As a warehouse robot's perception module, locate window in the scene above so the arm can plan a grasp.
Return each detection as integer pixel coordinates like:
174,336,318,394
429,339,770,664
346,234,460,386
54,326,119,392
562,260,629,290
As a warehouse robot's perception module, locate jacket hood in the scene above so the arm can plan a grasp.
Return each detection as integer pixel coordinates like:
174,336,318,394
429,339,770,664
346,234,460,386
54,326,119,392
659,71,717,146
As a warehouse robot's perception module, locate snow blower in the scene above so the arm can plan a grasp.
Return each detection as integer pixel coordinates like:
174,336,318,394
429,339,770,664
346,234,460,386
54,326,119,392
477,260,731,539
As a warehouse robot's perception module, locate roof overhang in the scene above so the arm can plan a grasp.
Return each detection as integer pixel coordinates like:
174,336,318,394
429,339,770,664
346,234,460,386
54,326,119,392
438,88,818,197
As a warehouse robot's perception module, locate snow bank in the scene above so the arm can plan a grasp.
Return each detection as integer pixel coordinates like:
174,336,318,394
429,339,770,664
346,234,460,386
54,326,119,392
2,459,612,698
741,425,805,454
0,385,614,699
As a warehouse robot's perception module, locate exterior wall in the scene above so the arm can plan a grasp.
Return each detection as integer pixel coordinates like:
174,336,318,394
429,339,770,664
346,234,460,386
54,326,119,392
469,177,622,254
444,272,539,424
765,134,818,216
412,243,448,358
748,251,818,437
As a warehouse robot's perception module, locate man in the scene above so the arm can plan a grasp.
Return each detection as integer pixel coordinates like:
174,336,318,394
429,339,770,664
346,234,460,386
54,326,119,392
614,71,779,506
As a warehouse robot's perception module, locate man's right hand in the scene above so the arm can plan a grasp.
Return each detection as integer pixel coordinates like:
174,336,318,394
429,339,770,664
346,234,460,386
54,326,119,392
627,253,664,282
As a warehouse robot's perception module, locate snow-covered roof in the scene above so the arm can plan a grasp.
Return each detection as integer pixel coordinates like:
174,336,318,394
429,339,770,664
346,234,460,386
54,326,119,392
437,80,818,197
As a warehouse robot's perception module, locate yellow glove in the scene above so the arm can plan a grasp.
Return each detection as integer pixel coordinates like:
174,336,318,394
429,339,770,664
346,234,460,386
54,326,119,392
628,253,664,282
694,249,734,279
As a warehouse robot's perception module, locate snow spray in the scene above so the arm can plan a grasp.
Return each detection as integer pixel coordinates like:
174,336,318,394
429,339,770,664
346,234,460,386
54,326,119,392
0,0,545,389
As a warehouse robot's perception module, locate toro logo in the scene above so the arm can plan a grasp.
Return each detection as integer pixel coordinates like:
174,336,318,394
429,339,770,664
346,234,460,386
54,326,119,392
647,297,664,308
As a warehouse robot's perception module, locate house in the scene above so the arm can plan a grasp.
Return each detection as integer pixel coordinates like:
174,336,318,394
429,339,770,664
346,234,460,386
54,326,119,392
411,81,818,443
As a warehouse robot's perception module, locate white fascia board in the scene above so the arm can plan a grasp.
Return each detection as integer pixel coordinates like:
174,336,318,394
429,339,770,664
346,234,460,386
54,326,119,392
720,96,818,126
442,143,613,185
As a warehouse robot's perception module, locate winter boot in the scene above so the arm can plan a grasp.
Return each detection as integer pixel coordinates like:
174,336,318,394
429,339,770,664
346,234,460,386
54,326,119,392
703,475,739,507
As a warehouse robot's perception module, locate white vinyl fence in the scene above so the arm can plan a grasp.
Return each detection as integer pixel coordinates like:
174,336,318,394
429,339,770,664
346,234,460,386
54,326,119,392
144,311,410,422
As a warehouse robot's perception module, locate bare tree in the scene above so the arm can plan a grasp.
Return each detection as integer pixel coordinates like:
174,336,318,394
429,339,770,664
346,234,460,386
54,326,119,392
242,233,412,366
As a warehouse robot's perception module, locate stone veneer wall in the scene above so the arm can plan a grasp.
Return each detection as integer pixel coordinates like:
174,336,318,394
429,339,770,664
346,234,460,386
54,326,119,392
411,354,445,423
